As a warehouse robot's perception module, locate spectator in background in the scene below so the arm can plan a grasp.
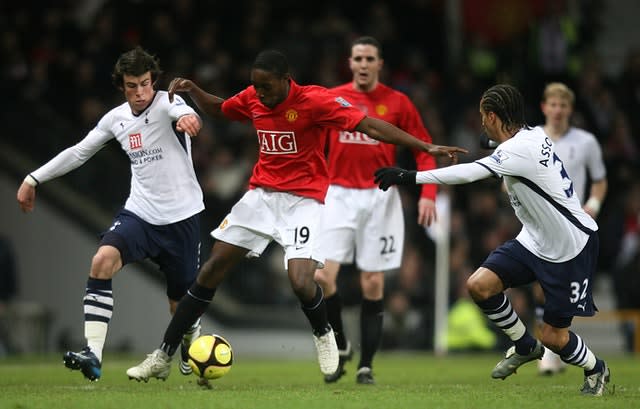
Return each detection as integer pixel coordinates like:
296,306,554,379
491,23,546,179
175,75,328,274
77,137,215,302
532,0,582,82
0,236,18,356
444,268,497,352
450,106,485,162
382,244,432,351
603,110,637,165
600,180,640,352
616,49,640,139
575,62,617,141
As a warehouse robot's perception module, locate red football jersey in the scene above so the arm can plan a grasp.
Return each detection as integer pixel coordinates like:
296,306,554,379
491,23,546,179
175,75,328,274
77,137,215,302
327,83,437,200
221,80,366,202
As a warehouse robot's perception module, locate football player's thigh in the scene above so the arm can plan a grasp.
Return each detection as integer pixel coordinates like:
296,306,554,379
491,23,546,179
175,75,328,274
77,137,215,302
317,187,359,263
356,190,404,272
319,225,355,264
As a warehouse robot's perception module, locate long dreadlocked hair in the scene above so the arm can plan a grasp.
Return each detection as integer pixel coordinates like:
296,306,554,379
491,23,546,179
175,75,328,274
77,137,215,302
480,84,531,133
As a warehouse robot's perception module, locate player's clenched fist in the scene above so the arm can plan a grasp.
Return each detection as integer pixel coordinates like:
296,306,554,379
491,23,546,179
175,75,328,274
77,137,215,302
16,180,36,212
374,167,417,191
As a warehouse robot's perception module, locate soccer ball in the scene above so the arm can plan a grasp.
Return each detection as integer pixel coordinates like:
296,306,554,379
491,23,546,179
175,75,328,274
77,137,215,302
187,334,233,379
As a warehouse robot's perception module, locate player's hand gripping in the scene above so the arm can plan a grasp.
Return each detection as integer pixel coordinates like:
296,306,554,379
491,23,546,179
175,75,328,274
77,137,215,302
168,77,201,136
168,77,195,103
374,167,417,191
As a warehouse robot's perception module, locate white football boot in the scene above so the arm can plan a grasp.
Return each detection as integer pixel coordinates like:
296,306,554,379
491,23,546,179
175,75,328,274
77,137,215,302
313,327,339,375
127,349,172,382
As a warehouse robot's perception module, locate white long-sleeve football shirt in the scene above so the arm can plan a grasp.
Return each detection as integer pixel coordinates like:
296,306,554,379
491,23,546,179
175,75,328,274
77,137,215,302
416,126,597,262
31,91,204,225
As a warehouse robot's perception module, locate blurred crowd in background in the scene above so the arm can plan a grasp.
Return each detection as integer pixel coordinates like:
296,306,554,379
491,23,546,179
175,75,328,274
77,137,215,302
2,0,639,353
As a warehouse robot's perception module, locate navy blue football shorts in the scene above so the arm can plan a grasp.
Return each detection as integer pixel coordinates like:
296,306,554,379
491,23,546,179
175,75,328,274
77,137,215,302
481,233,599,328
100,208,201,301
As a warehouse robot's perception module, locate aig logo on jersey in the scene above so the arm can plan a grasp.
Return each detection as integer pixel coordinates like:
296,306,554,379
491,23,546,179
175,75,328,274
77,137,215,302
257,130,298,154
129,133,143,150
338,131,379,145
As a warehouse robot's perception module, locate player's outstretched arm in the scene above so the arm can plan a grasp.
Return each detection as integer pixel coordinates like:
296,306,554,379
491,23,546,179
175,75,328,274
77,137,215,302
375,162,494,191
356,117,467,163
17,176,38,213
168,77,225,118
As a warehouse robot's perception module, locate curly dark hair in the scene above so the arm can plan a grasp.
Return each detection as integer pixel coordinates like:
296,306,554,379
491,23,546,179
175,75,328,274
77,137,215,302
111,46,162,89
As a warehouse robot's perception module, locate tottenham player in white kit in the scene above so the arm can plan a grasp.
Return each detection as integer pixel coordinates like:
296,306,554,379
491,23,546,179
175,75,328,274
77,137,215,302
375,84,610,396
534,82,608,375
16,47,204,381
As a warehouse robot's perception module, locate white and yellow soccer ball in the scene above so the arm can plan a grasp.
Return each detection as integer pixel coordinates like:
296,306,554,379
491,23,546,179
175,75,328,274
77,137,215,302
187,334,233,380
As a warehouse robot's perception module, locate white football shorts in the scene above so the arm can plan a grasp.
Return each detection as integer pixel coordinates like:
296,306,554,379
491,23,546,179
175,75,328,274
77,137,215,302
211,188,324,269
317,184,404,272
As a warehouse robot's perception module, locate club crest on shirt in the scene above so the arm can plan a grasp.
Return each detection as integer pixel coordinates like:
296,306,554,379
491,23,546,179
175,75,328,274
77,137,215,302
285,109,298,122
219,218,228,229
257,130,298,154
335,96,352,107
490,149,509,164
129,133,143,150
375,104,388,116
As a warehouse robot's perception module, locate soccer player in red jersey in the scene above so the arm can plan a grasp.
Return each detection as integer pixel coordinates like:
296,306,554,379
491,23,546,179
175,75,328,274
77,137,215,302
315,36,438,384
126,49,466,383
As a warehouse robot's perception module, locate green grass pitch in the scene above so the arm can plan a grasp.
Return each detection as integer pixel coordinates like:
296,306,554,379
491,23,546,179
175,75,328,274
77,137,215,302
1,352,638,409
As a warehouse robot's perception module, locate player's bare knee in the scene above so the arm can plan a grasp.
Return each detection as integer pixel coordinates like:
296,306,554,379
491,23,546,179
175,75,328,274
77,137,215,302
314,268,329,288
199,258,215,278
196,258,227,288
289,273,314,299
466,275,490,301
361,271,383,298
466,267,503,301
90,252,118,279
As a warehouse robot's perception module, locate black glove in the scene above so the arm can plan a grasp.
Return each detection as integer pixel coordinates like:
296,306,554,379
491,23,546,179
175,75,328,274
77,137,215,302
374,167,417,191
